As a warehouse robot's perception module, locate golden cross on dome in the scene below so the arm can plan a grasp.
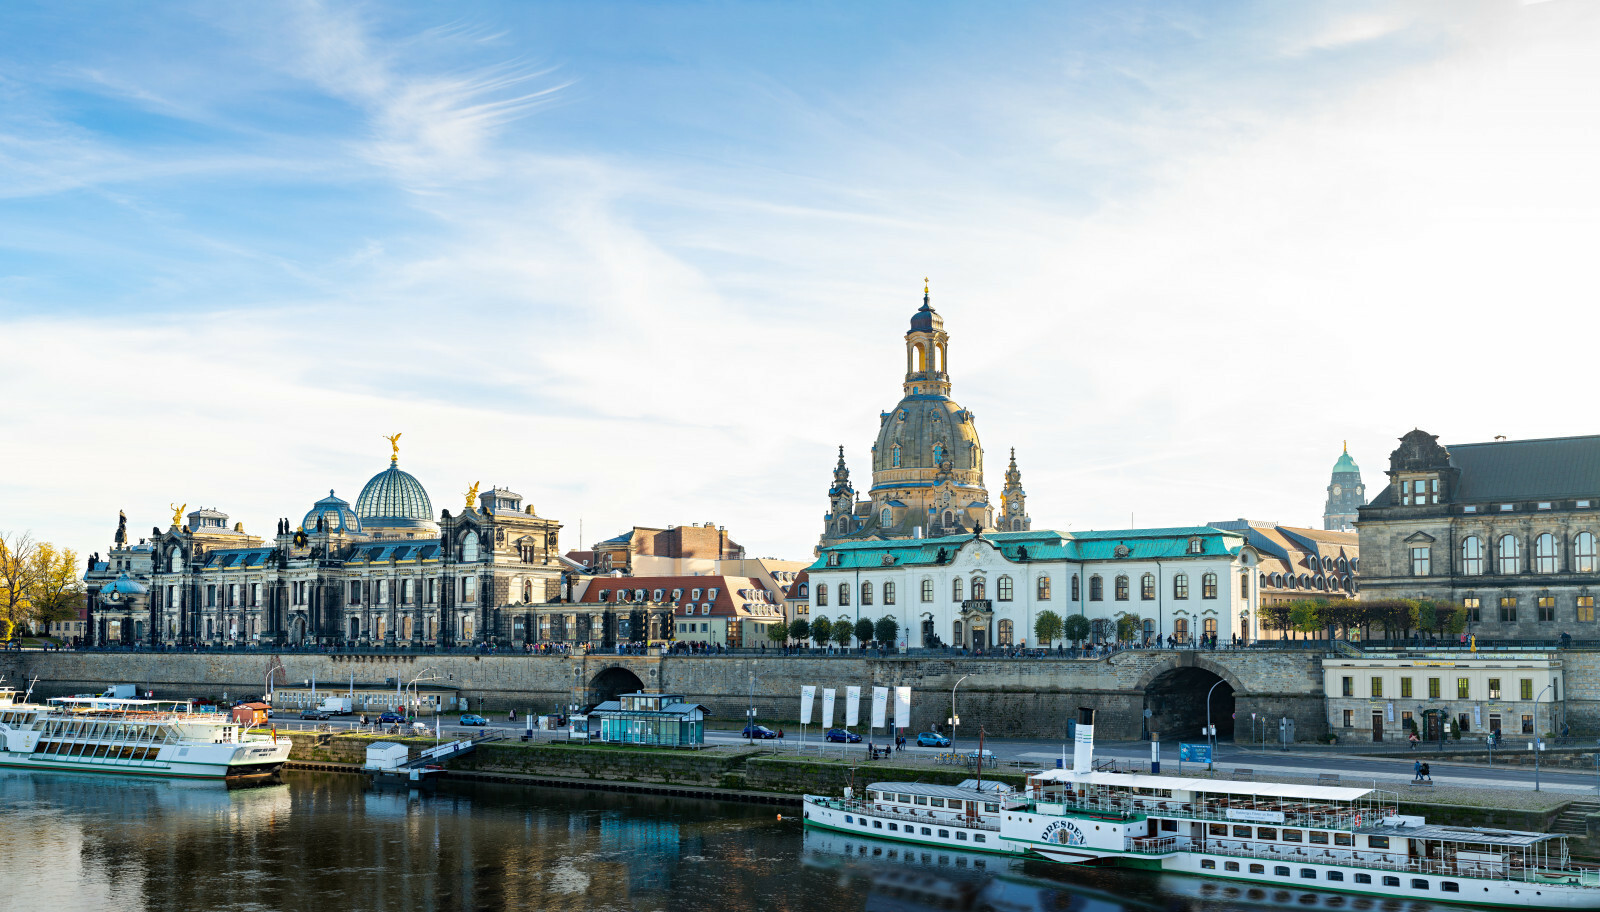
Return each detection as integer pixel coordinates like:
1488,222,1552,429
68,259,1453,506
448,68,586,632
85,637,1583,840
923,277,929,294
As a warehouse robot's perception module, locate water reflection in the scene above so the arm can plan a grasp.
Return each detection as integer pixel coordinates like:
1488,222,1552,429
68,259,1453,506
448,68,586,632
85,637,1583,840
0,771,1484,912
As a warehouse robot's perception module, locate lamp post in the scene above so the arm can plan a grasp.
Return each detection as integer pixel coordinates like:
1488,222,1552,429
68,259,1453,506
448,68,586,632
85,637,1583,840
1205,679,1224,769
1534,684,1552,791
950,673,971,758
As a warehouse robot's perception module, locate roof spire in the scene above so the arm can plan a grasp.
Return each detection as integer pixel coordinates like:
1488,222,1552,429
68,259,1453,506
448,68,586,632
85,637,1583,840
1343,439,1348,454
923,276,930,305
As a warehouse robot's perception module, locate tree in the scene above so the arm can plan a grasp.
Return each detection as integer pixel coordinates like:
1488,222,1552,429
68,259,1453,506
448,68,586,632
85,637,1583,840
1114,611,1142,643
28,543,84,628
1261,604,1292,641
810,616,832,646
854,617,874,646
789,618,809,644
1062,613,1090,646
874,615,899,647
1288,601,1321,639
1034,610,1064,647
834,615,855,648
766,621,790,646
0,531,41,634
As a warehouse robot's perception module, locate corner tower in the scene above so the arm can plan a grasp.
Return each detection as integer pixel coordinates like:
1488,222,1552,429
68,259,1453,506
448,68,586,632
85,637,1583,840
1323,441,1366,531
1000,448,1031,532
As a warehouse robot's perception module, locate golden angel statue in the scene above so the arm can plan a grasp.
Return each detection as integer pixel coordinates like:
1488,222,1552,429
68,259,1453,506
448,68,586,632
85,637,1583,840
169,503,186,527
383,432,402,461
465,481,480,511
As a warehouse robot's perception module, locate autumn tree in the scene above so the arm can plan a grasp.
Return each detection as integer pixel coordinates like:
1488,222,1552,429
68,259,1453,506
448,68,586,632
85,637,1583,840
1034,610,1064,647
28,543,84,627
0,531,41,636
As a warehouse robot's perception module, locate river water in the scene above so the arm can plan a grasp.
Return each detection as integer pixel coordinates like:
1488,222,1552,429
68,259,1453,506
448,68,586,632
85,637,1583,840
0,770,1476,912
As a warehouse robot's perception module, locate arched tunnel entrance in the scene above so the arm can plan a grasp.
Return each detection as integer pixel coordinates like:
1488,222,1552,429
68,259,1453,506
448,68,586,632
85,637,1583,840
588,667,644,709
1144,666,1235,741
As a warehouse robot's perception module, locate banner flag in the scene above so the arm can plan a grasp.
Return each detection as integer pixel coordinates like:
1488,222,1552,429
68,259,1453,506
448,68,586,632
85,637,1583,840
822,689,836,728
871,686,888,729
895,686,911,731
845,686,861,728
800,686,816,725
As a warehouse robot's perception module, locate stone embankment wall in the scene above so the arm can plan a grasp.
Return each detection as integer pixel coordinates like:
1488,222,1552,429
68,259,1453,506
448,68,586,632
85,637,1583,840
13,649,1327,740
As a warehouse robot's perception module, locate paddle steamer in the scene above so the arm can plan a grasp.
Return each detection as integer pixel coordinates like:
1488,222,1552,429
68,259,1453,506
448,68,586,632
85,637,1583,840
803,709,1600,908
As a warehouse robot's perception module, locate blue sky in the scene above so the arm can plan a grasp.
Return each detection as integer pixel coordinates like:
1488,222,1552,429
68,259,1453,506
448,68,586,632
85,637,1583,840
4,1,1599,564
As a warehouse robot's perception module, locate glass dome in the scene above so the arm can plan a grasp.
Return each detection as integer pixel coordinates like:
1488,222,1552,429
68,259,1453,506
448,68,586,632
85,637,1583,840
302,490,363,535
356,460,436,531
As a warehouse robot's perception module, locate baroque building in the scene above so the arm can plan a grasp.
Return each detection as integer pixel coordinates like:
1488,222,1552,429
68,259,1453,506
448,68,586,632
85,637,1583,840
1324,442,1366,531
820,285,1027,548
1355,429,1600,637
89,440,564,648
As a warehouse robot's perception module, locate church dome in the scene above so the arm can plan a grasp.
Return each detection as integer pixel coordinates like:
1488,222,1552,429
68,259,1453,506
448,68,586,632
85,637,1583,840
102,572,148,599
909,297,943,333
1332,446,1360,475
356,460,436,531
872,394,983,481
303,490,363,534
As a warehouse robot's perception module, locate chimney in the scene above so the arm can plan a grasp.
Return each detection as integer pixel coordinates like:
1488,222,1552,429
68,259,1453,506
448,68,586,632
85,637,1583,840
1073,707,1095,776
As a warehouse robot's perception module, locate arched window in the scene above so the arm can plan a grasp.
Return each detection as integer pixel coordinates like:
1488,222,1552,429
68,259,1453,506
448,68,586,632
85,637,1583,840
997,619,1014,646
997,575,1013,601
920,579,933,602
797,583,808,598
861,582,873,605
1203,617,1217,637
884,582,895,605
461,532,480,562
1011,519,1023,531
1173,574,1189,599
1576,532,1598,574
1461,536,1484,575
953,620,963,645
1089,575,1103,601
1173,618,1190,643
1271,573,1283,587
952,578,963,601
881,507,892,527
892,445,901,468
1037,576,1052,600
971,577,986,600
1201,572,1218,599
1535,533,1558,573
1071,574,1080,601
838,517,850,533
816,584,828,607
1140,573,1155,600
1114,575,1129,601
1497,535,1520,575
839,584,851,606
943,510,954,527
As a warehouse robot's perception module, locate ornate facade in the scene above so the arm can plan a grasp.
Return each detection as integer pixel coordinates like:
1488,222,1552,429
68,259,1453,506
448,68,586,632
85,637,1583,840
820,285,1028,549
87,444,564,648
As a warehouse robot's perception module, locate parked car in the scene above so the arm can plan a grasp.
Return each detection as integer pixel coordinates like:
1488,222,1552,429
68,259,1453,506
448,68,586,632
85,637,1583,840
459,714,488,726
378,711,407,724
916,732,950,747
742,724,779,739
825,728,861,743
299,710,330,721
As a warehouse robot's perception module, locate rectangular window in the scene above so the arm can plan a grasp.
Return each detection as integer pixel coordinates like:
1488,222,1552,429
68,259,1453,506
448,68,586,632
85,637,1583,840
1368,835,1390,849
1400,677,1413,698
1428,677,1440,699
1463,505,1477,513
1499,596,1517,622
1582,596,1597,622
1355,873,1372,884
1464,597,1481,623
1341,676,1353,697
1538,596,1555,621
1457,677,1470,699
1538,502,1552,510
1208,824,1227,836
1282,829,1301,842
1224,861,1239,872
1309,831,1329,845
1522,714,1534,734
1233,825,1251,838
1173,575,1188,599
1500,504,1514,512
1327,871,1344,882
1334,833,1353,846
1383,876,1400,887
1411,547,1430,576
1200,859,1216,870
1250,864,1265,874
1257,828,1276,840
1370,677,1383,698
1342,709,1353,728
1488,678,1501,700
1520,678,1533,700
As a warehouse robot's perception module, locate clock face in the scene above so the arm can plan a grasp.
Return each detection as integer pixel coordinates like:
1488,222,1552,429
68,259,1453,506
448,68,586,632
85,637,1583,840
1332,484,1342,496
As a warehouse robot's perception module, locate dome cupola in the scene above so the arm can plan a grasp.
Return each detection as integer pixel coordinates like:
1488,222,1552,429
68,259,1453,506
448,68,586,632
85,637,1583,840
356,456,436,532
303,490,363,535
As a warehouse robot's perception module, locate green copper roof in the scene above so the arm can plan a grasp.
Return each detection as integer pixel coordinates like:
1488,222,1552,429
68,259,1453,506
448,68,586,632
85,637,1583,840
807,527,1243,571
1332,444,1360,475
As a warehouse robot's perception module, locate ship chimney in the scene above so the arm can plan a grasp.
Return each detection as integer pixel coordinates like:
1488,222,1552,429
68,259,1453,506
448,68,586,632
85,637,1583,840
1073,707,1095,776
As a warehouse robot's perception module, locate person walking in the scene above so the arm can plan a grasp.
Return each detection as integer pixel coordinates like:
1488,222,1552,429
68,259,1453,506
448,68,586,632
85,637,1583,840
1413,759,1423,782
1409,731,1419,750
1421,762,1432,783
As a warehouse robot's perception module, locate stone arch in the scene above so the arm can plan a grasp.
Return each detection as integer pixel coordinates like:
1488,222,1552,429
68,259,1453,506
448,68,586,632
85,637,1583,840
1135,656,1245,741
588,666,644,707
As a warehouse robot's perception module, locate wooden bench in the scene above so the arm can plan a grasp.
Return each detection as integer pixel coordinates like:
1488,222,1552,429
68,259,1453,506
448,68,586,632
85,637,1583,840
1232,768,1254,780
1316,773,1340,785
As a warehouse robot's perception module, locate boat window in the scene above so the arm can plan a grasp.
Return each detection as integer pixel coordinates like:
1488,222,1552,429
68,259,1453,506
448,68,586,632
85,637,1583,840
1367,836,1389,849
955,832,967,841
1410,880,1428,890
1327,871,1344,881
1300,869,1315,879
915,796,928,805
1309,831,1329,845
921,827,931,835
974,834,986,843
1232,826,1251,838
1161,820,1177,832
1208,824,1227,836
1249,865,1264,874
1354,873,1371,884
1382,876,1400,887
1282,829,1302,842
873,821,882,829
938,830,949,838
898,794,913,803
1442,882,1459,893
984,803,998,813
929,798,944,808
1201,860,1216,870
1257,827,1276,840
1224,862,1239,872
889,823,898,831
1274,867,1290,877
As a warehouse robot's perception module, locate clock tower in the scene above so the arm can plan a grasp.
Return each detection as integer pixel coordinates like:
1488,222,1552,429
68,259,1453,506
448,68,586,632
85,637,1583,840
1323,442,1365,531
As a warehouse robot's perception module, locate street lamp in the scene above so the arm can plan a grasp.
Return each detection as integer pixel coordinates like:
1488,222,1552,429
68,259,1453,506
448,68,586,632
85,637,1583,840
1534,684,1553,792
950,673,971,757
1205,679,1224,769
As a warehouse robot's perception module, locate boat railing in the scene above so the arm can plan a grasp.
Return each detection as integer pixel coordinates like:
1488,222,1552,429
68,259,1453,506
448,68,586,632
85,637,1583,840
1125,835,1180,854
1030,795,1381,831
811,797,1001,833
1199,840,1589,884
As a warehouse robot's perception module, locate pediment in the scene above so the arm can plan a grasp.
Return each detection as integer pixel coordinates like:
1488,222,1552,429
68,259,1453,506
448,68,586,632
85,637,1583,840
1403,531,1437,544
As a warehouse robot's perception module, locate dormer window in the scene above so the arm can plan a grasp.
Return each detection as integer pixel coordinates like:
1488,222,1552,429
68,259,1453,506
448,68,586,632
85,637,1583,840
709,588,719,599
1187,537,1203,554
827,552,841,567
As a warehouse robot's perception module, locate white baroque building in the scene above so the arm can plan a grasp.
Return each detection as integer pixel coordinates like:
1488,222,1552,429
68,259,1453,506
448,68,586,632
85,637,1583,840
805,527,1259,650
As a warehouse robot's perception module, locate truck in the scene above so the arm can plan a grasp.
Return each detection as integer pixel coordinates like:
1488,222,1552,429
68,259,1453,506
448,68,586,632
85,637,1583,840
317,696,353,716
101,685,138,700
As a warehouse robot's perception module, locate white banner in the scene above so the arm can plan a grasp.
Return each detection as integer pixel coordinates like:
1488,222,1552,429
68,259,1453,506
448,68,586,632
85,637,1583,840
871,686,889,729
821,688,836,728
1227,808,1286,824
895,686,911,731
1386,702,1394,723
845,685,861,728
800,686,816,725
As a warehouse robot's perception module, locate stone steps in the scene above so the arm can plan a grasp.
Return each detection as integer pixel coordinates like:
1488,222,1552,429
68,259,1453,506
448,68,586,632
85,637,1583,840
1551,800,1600,835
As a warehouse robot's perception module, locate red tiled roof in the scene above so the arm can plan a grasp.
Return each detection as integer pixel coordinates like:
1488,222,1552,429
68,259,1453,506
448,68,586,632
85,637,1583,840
575,575,780,619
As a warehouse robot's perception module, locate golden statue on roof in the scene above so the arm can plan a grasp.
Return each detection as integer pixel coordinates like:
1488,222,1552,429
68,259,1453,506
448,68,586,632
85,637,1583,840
169,503,186,527
383,432,402,462
465,481,480,512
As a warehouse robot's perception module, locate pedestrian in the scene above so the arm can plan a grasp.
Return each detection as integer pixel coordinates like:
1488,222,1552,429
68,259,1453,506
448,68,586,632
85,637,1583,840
1421,762,1432,782
1408,731,1419,750
1412,760,1422,782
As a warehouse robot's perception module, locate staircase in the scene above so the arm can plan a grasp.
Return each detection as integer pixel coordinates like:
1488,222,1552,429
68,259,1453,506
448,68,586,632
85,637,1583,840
1551,800,1600,836
1332,639,1365,659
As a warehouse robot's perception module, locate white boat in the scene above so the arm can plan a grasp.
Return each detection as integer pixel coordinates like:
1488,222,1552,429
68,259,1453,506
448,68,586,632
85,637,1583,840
0,686,291,780
803,708,1600,909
